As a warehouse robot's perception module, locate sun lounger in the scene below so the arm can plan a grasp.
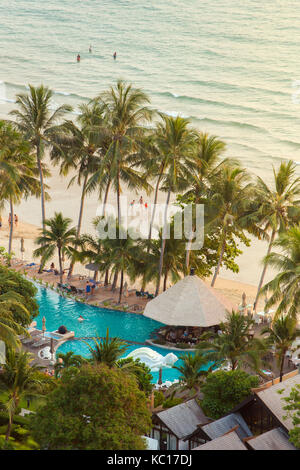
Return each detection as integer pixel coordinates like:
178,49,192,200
131,304,144,312
22,337,36,345
31,338,50,348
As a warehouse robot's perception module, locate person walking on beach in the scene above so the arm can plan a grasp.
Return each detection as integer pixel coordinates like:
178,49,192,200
77,53,81,62
139,196,144,205
14,214,18,226
8,213,11,226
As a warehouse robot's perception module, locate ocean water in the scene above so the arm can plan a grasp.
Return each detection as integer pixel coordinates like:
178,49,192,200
1,1,300,184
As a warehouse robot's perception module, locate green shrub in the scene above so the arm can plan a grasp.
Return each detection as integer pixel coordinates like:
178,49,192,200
152,338,166,345
0,412,30,427
201,370,259,419
162,397,183,409
175,343,191,349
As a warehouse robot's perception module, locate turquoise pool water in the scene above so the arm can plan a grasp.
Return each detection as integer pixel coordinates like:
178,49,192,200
34,285,196,383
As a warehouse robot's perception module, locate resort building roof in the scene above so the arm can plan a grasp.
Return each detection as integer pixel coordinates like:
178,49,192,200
154,399,210,440
144,274,233,327
245,428,296,451
255,374,299,432
193,430,247,450
199,412,252,441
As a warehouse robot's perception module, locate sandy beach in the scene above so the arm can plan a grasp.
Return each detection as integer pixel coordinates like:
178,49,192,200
0,154,272,313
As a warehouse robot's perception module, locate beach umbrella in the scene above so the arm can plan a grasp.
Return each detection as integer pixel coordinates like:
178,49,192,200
42,316,46,338
85,263,100,272
20,237,25,260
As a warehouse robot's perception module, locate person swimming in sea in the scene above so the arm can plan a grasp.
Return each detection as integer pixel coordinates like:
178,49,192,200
113,51,117,60
77,53,81,62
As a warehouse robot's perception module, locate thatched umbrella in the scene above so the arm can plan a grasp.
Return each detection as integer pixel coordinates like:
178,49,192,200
144,274,233,327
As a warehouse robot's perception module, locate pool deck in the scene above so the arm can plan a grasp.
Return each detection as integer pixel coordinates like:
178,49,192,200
11,260,150,315
20,328,74,370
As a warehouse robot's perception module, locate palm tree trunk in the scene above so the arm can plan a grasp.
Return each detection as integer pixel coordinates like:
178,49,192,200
118,270,124,303
104,270,109,286
102,179,111,217
117,166,121,227
37,141,46,230
279,353,285,382
253,229,276,311
155,189,171,296
148,170,163,247
8,198,14,256
211,236,226,287
5,412,14,441
58,246,63,284
68,174,88,277
185,197,200,272
163,270,168,291
111,271,118,291
185,226,195,274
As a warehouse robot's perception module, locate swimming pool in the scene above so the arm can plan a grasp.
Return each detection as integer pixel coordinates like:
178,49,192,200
34,284,199,383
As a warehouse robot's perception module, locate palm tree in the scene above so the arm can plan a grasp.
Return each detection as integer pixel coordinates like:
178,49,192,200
154,115,197,296
92,80,153,225
33,212,77,283
198,311,266,371
103,232,137,303
172,352,214,394
252,161,300,310
0,349,44,440
208,165,253,287
262,315,300,382
262,224,300,320
0,121,40,254
184,132,228,270
0,286,32,348
54,351,86,378
51,103,107,276
10,85,72,228
87,328,128,367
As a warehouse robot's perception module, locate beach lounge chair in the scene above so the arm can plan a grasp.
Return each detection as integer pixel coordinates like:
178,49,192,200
132,304,144,312
32,338,50,348
22,337,36,345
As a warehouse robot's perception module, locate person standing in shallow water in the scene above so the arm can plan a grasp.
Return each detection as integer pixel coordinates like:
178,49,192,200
77,53,81,62
89,45,92,53
113,51,117,60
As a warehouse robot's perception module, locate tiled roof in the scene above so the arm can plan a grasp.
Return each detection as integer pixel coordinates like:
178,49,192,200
201,412,252,441
246,428,296,450
256,374,300,431
193,431,247,450
155,399,210,439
